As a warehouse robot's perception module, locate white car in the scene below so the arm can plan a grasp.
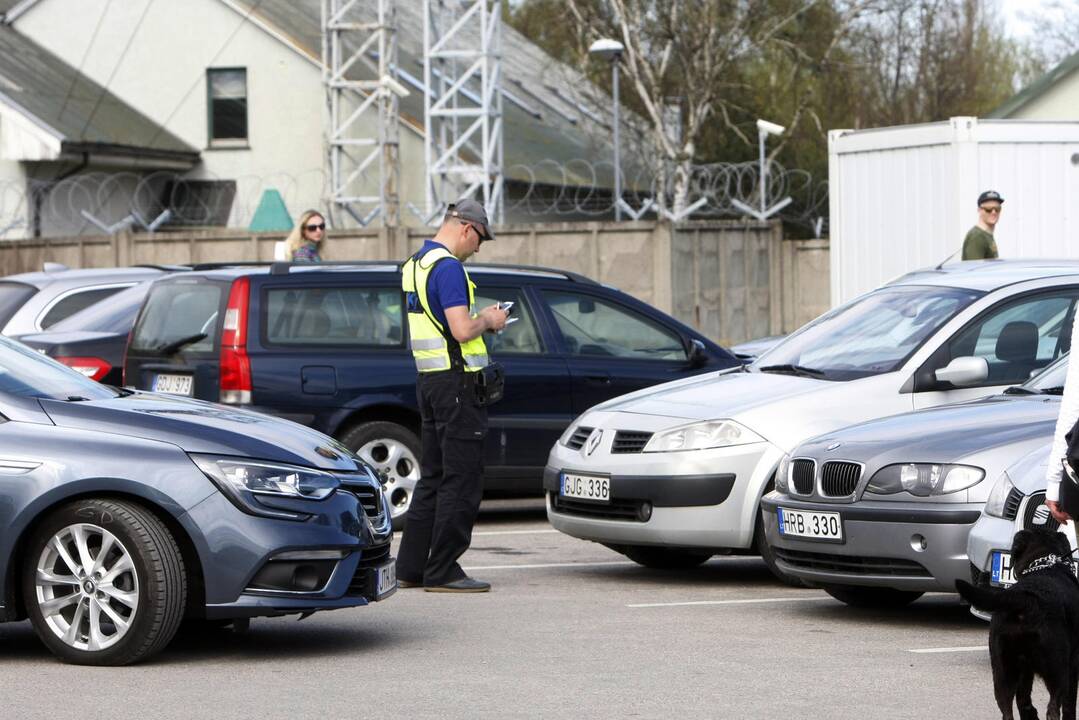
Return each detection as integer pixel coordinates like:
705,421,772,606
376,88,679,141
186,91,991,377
546,260,1079,581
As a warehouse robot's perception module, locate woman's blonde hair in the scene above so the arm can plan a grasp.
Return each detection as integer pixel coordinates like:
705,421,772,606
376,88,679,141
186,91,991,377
285,209,325,257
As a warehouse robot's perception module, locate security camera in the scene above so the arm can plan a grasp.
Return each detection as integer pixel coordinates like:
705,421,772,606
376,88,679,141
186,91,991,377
756,119,785,136
381,74,410,99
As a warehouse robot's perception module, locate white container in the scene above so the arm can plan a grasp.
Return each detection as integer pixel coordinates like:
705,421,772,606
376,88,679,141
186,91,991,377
828,116,1079,305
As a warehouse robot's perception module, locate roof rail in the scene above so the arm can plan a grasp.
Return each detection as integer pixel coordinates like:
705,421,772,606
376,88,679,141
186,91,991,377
469,262,599,285
264,260,598,284
133,263,193,272
268,260,400,275
187,262,277,271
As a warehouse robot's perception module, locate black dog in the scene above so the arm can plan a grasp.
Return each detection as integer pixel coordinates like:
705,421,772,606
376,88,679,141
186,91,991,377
956,529,1079,720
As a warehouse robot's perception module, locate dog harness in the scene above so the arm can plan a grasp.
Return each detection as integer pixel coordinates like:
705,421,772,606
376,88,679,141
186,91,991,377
1020,553,1077,577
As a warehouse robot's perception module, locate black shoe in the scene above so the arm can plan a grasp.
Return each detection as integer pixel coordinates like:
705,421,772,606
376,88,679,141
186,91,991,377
397,579,422,588
424,577,491,593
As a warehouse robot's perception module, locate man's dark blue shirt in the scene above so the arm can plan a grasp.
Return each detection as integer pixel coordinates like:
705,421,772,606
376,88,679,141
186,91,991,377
410,240,469,331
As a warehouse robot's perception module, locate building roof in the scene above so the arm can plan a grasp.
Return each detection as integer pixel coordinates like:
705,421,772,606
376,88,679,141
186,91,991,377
0,23,198,163
988,51,1079,119
224,0,634,189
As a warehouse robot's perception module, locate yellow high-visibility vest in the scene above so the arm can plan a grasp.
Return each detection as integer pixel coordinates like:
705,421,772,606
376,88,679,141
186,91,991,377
402,246,489,373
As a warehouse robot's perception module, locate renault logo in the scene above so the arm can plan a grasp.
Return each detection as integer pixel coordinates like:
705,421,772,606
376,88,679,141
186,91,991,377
826,442,841,452
585,429,604,456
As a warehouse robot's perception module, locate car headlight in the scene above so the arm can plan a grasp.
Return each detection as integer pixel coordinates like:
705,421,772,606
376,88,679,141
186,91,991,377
643,419,764,453
984,470,1018,518
191,454,340,519
775,453,792,494
865,463,985,497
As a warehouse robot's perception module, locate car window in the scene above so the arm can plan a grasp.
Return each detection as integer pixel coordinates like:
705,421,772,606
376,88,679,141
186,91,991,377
0,281,37,328
947,292,1078,386
130,281,223,353
472,288,542,354
0,336,116,400
47,282,151,334
543,290,686,361
264,287,403,347
39,286,128,330
758,285,981,380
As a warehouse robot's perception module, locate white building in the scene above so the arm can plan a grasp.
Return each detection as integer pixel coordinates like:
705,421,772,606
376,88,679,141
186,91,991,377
0,0,627,238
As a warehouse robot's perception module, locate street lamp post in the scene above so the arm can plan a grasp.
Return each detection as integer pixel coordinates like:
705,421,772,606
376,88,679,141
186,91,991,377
589,38,624,221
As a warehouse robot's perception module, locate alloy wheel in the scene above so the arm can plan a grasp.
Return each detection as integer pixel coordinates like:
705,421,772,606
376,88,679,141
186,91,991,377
34,523,140,652
356,437,420,519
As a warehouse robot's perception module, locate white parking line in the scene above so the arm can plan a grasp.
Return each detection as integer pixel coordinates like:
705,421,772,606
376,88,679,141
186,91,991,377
628,596,831,608
472,529,559,536
908,646,987,654
462,560,635,571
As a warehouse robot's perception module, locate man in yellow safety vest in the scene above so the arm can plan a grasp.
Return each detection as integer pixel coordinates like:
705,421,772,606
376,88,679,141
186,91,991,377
395,199,508,593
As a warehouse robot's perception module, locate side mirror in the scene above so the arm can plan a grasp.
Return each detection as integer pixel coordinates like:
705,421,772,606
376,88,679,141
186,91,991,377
686,338,708,369
934,356,988,387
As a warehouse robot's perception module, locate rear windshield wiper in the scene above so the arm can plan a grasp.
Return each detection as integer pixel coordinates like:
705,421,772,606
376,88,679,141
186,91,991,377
757,363,826,379
154,333,207,355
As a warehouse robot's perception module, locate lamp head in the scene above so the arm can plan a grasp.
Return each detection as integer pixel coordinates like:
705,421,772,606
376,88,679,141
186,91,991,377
588,38,624,61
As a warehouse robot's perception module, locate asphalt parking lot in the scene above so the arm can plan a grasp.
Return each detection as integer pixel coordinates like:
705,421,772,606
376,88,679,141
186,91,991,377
0,498,1039,719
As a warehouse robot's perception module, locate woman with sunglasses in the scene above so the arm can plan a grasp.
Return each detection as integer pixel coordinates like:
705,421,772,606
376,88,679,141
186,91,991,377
285,209,326,263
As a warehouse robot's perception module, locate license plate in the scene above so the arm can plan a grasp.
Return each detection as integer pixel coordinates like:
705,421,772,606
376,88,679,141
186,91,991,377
991,551,1015,587
777,507,843,541
560,472,610,503
153,373,193,396
375,561,396,600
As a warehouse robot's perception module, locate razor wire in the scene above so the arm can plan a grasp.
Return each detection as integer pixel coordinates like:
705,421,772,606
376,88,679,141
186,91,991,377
0,160,829,239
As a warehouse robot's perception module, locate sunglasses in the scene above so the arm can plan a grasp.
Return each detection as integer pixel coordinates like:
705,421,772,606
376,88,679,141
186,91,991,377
465,223,488,242
305,223,326,231
979,206,1001,215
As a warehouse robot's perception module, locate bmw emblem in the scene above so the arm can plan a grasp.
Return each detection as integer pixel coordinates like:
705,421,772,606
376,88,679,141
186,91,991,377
826,442,841,451
585,429,604,456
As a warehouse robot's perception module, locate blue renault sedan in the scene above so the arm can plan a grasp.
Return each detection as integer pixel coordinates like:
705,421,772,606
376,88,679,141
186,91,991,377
0,336,394,665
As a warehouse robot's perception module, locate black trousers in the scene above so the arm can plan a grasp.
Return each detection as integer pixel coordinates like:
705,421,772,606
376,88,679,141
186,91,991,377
395,369,487,586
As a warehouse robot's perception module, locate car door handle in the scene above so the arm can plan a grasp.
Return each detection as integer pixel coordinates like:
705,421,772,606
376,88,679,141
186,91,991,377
584,374,611,384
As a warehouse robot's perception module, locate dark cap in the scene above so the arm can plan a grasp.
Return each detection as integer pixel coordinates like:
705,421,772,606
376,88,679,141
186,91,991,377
447,198,494,241
977,190,1004,206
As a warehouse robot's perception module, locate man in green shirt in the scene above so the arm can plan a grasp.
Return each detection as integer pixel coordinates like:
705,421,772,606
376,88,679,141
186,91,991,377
962,190,1002,260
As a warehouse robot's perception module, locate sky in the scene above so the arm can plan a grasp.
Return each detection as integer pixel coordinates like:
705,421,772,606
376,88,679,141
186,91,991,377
999,0,1063,37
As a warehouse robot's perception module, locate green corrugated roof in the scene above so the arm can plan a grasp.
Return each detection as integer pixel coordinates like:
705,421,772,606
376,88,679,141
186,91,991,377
227,0,644,189
989,51,1079,118
0,23,198,160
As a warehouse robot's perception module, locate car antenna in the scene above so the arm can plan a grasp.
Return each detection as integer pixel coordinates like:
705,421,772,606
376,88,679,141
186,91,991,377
934,249,959,270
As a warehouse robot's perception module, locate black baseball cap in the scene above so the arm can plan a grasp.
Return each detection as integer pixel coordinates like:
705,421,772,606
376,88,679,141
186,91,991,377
447,198,494,241
977,190,1004,206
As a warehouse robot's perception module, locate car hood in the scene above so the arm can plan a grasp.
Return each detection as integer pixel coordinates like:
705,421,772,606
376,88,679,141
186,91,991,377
798,394,1059,464
39,392,362,471
598,369,829,421
18,330,123,348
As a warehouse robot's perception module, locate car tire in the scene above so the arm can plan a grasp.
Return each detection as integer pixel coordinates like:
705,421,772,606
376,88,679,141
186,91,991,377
341,421,421,528
754,508,808,588
619,545,713,569
822,585,924,608
22,499,187,666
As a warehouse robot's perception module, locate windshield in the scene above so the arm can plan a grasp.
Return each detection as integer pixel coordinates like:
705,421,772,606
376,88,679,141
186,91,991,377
130,280,223,353
755,285,982,381
0,281,37,329
46,282,152,334
0,336,118,400
1025,354,1069,392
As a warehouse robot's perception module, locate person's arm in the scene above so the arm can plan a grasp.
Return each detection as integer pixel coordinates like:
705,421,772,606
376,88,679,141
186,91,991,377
1046,310,1079,522
446,304,507,342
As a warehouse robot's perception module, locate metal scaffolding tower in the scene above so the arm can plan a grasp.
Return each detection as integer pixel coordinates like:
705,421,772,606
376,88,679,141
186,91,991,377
422,0,503,224
322,0,403,227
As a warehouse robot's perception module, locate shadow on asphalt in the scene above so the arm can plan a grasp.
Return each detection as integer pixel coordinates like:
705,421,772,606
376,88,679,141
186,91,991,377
0,616,402,666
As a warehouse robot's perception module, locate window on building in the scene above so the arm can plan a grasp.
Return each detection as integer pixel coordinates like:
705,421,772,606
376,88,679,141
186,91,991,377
207,68,248,144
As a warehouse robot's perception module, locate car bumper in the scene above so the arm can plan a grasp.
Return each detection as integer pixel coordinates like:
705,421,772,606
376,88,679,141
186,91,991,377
186,489,396,618
545,439,781,550
966,511,1016,578
760,493,983,592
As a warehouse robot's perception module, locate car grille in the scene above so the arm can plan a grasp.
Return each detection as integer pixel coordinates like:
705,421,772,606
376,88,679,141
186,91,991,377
566,426,593,451
1003,487,1024,521
550,492,643,522
1022,492,1060,532
337,475,387,524
791,459,815,495
821,461,861,497
612,431,652,454
773,548,931,577
346,542,393,597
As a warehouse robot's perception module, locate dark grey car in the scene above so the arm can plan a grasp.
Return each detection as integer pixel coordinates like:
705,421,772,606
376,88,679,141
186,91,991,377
0,335,394,665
